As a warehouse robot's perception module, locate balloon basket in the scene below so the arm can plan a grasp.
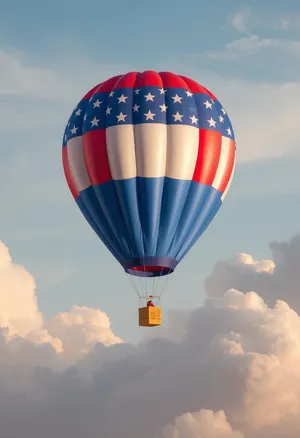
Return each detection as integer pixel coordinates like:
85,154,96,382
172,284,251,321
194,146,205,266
138,306,162,327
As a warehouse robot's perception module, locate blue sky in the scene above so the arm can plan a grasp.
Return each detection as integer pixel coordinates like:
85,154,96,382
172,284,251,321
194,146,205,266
1,0,300,343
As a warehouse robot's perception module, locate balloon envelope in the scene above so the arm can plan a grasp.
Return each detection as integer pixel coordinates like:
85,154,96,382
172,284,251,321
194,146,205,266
62,71,236,278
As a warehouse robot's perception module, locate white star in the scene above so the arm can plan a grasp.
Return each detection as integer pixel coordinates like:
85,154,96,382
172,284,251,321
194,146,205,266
89,96,93,102
64,134,67,142
75,108,82,116
133,104,140,112
218,115,224,123
203,100,213,109
190,115,198,125
158,88,166,95
144,110,155,120
185,90,193,97
171,94,183,103
70,125,78,135
93,99,102,108
159,104,168,112
134,89,141,94
118,94,128,103
144,92,155,101
207,117,216,127
211,99,215,104
91,116,100,127
221,107,226,114
83,114,87,121
106,106,112,115
173,111,183,122
67,122,70,127
226,127,232,136
116,112,127,122
109,91,115,98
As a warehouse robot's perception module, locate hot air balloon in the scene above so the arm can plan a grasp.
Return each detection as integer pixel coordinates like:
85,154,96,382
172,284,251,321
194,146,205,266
62,71,236,327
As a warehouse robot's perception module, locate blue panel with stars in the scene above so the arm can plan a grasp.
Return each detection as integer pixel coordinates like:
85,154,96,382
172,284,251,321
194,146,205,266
62,86,235,146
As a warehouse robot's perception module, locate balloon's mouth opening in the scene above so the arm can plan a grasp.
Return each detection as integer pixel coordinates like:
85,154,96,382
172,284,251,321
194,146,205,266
126,266,172,277
123,256,178,277
132,265,169,272
129,265,171,277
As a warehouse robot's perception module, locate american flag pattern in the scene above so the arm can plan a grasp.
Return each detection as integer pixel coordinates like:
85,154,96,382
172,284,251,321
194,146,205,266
62,71,236,277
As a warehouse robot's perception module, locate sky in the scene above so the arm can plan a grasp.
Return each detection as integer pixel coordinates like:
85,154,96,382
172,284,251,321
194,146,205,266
1,1,300,435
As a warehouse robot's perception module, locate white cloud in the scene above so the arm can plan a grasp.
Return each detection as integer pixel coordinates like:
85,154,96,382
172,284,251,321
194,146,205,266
229,8,300,34
161,409,243,438
0,49,112,102
47,305,122,362
205,234,300,313
0,49,67,100
0,241,122,365
2,237,300,436
229,7,253,35
208,35,300,60
0,240,49,339
211,8,300,64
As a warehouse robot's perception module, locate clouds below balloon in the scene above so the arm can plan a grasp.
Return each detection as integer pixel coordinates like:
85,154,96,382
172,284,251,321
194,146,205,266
161,410,244,438
0,241,122,367
205,234,300,313
2,237,300,437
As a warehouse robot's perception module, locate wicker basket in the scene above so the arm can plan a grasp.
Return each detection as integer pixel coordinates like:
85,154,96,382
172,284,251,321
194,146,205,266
138,306,162,327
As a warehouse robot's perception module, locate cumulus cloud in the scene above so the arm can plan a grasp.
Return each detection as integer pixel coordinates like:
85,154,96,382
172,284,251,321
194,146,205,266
161,409,243,438
0,241,122,365
0,241,56,343
205,234,300,313
47,305,122,362
2,236,300,437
